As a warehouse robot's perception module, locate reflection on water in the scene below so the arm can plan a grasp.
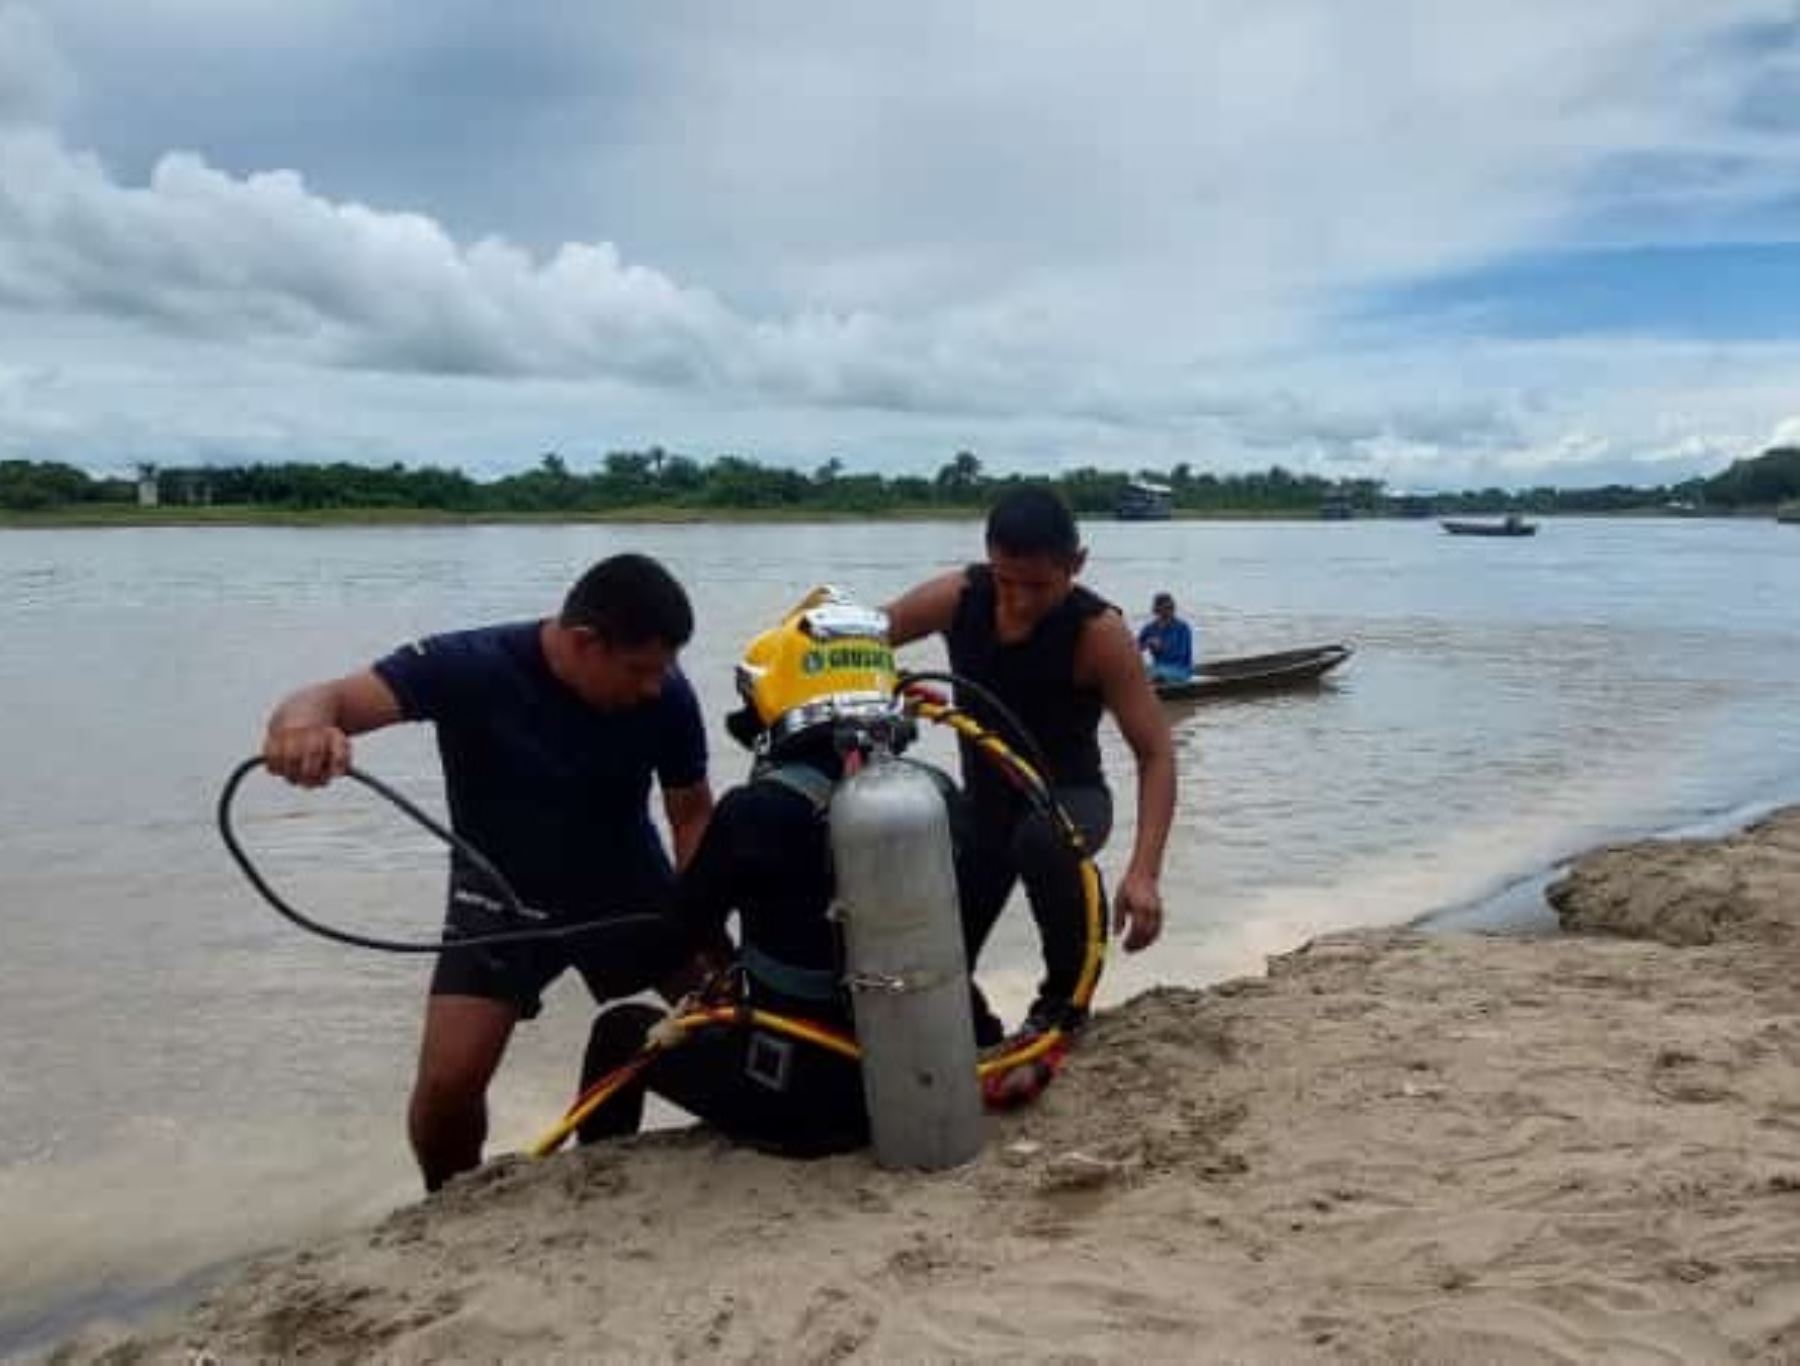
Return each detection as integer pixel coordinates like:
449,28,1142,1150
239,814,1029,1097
2,517,1799,1343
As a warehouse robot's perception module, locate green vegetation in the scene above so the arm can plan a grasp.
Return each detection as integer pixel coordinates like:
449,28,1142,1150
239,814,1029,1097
0,460,123,512
3,443,1798,523
1702,447,1800,510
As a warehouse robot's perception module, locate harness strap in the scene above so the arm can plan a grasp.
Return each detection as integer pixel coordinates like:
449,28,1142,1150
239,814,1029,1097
727,760,842,1004
741,942,841,1003
754,760,836,813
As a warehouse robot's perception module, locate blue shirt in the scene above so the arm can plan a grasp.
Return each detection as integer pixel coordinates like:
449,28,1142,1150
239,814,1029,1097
374,621,707,916
1137,617,1194,673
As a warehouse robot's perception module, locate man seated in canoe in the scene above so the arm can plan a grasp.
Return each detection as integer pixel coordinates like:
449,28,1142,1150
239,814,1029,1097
1137,592,1195,684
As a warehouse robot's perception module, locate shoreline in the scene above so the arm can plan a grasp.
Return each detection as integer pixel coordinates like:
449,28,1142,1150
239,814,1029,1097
1413,784,1800,938
0,505,981,530
43,802,1800,1361
0,506,1781,530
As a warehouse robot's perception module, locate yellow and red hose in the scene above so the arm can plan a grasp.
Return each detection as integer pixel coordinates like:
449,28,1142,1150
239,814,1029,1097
529,697,1106,1158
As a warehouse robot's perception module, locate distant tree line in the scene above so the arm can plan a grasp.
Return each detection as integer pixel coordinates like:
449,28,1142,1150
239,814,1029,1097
0,460,122,510
4,444,1798,516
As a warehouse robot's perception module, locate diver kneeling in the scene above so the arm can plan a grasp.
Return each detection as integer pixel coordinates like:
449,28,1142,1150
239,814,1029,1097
574,587,971,1157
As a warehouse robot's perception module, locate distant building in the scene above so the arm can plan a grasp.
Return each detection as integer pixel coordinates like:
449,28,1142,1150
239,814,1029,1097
1386,493,1436,519
1319,498,1353,520
170,471,213,506
1116,479,1173,521
135,464,159,508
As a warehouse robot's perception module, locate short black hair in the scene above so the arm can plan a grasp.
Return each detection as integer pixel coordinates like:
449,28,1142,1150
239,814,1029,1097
985,485,1080,563
561,553,693,648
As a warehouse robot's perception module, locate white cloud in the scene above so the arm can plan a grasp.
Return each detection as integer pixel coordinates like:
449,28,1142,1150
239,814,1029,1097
1,2,1799,481
0,125,1097,415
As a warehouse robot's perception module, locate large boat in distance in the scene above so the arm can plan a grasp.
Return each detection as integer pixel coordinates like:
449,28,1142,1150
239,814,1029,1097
1116,479,1173,521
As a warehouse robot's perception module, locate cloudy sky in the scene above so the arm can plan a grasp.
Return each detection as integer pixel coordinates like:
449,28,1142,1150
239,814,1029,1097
2,1,1798,487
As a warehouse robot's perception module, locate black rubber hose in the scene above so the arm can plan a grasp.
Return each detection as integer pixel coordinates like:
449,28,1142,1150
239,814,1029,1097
896,671,1090,854
896,669,1053,776
217,757,670,955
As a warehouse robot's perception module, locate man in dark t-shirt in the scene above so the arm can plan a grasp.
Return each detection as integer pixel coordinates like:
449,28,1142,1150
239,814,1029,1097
260,553,714,1191
884,488,1175,1041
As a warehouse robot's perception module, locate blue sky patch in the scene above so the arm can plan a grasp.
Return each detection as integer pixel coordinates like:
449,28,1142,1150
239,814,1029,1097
1379,242,1800,341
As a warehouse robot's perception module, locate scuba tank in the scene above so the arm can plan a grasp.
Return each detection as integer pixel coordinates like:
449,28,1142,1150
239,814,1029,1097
829,751,983,1170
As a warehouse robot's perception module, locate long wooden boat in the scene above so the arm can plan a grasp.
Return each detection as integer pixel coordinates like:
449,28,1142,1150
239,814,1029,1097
1153,643,1353,702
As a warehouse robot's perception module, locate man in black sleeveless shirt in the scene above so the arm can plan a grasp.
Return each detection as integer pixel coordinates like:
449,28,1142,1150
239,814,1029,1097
885,488,1175,1040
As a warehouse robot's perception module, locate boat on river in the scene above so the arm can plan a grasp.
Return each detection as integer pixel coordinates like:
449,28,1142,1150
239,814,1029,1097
1153,643,1353,702
1116,480,1173,521
1441,515,1537,537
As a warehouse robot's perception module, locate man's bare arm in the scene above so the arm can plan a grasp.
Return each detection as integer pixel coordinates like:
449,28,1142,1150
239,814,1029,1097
881,570,965,648
1084,614,1176,951
662,780,715,872
263,670,405,787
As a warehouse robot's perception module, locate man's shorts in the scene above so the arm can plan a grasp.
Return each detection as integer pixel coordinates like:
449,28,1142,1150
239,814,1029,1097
428,860,681,1019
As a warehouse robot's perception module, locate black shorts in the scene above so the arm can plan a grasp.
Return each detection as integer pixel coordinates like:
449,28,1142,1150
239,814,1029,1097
428,862,680,1019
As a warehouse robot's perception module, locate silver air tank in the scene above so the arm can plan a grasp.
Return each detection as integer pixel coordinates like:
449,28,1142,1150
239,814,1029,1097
829,754,983,1170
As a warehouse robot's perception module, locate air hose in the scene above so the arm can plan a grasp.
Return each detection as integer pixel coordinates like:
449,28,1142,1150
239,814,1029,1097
216,756,670,955
895,669,1054,776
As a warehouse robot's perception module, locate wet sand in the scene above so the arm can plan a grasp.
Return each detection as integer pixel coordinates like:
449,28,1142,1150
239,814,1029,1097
54,808,1800,1363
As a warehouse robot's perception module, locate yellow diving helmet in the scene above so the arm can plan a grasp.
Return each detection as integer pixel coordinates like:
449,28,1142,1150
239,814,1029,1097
734,586,900,752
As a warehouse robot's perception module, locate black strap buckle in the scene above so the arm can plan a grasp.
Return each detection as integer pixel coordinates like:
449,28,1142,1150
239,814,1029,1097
743,1031,795,1092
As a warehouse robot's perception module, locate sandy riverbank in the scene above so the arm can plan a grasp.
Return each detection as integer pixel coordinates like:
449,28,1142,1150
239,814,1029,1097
54,808,1800,1363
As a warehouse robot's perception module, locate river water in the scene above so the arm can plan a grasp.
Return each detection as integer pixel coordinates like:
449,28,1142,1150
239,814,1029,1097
2,517,1798,1345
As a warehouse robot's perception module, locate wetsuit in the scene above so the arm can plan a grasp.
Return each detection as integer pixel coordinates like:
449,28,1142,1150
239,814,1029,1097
580,754,968,1156
372,622,706,1017
945,565,1114,1029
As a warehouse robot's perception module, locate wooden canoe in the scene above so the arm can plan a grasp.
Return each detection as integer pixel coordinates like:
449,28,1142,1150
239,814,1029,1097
1154,643,1353,701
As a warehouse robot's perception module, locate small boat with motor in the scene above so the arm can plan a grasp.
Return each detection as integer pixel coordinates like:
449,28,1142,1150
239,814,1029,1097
1440,514,1537,537
1153,643,1353,702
